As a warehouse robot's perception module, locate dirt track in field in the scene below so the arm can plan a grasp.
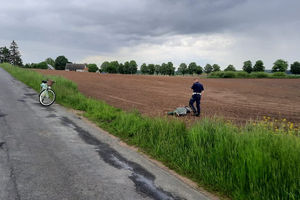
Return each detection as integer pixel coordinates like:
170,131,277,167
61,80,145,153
35,70,300,124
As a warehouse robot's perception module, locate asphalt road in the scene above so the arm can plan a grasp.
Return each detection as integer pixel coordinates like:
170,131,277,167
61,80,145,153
0,68,211,200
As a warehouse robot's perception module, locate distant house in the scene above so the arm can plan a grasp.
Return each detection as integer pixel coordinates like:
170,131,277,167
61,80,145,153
65,63,87,72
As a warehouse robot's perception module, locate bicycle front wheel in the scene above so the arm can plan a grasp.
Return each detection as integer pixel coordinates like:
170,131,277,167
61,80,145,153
39,89,56,106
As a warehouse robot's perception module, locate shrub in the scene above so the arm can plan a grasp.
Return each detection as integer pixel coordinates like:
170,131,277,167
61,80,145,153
250,72,270,78
236,71,250,78
223,71,236,78
209,71,225,78
272,72,287,78
87,64,98,72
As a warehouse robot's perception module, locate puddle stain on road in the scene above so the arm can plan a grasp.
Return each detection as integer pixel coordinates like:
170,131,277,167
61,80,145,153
60,116,184,200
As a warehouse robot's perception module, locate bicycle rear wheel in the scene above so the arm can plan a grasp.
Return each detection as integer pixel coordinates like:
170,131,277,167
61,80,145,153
39,89,56,106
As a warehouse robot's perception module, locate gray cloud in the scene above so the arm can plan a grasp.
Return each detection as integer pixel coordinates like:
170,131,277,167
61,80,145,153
0,0,299,65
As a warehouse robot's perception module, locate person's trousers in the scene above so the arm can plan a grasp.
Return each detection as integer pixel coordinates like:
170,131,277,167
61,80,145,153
189,94,201,115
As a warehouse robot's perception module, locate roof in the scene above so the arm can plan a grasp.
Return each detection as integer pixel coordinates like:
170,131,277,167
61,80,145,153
65,63,86,71
47,64,55,70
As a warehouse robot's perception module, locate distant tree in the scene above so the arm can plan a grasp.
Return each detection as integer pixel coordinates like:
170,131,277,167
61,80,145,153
87,64,98,72
141,63,148,74
188,62,197,74
101,61,110,72
107,61,119,73
55,55,69,70
148,64,155,75
9,40,23,66
178,63,188,75
118,63,125,74
129,60,137,74
253,60,265,72
166,62,175,75
28,62,48,69
24,63,31,68
243,60,252,73
290,61,300,74
123,61,130,74
224,64,236,71
272,59,288,72
154,64,161,74
36,62,48,69
204,64,213,74
195,65,203,75
212,64,221,72
0,46,10,63
160,63,168,75
45,58,55,67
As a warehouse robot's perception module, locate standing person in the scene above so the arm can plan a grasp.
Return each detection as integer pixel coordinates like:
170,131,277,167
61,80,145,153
189,78,204,117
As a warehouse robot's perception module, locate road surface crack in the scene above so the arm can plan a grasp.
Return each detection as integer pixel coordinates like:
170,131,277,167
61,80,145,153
60,116,184,200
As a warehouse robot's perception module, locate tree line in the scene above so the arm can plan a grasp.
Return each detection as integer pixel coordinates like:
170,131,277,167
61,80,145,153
241,59,300,74
0,41,23,66
2,41,299,75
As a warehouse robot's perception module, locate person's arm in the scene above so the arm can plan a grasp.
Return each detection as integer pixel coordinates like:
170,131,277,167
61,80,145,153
191,83,195,90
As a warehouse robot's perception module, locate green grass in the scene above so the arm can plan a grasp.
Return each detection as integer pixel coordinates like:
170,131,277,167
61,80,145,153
208,71,300,78
1,63,299,200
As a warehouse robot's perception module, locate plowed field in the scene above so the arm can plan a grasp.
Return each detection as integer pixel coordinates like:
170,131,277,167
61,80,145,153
35,70,300,123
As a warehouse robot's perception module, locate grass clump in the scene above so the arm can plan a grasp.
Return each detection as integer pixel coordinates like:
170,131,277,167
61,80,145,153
2,63,300,200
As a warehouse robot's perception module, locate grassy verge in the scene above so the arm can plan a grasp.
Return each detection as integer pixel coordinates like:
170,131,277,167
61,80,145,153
208,71,300,78
1,63,299,200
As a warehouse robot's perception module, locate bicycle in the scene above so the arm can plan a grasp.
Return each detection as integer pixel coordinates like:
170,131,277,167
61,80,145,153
39,79,56,106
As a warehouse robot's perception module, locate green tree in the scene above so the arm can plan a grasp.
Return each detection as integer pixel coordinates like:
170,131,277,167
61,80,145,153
224,64,236,71
129,60,137,74
24,63,31,68
101,61,110,72
272,59,288,72
55,56,69,70
253,60,265,72
9,40,23,66
195,65,203,75
178,63,188,75
204,64,213,74
0,46,10,63
166,62,175,75
123,61,130,74
154,64,161,74
141,63,148,74
45,58,55,67
118,63,125,74
188,62,197,74
212,64,221,72
87,64,98,72
243,60,252,73
148,64,155,75
290,61,300,74
160,63,168,75
107,61,119,73
36,62,48,69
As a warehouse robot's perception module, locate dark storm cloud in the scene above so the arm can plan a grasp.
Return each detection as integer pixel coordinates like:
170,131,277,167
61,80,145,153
1,0,300,63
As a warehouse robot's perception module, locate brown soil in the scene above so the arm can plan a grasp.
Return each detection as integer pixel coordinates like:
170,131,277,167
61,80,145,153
35,70,300,124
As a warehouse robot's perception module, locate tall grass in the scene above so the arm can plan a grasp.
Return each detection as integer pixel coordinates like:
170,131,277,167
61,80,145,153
2,63,299,200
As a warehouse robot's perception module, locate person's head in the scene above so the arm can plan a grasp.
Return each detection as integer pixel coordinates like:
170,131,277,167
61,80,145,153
193,78,199,83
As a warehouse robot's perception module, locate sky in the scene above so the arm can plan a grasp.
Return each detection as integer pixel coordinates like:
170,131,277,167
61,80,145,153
1,0,300,69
